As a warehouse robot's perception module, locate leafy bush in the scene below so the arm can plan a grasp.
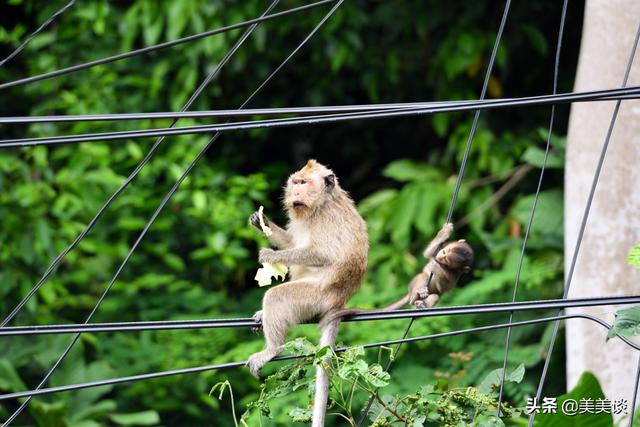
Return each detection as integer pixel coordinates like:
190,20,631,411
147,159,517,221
213,339,524,426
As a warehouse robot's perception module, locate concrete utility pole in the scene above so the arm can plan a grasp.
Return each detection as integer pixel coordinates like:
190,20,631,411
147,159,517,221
565,0,640,414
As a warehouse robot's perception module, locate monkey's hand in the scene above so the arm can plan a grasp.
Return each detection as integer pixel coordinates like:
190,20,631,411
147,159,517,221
414,293,439,308
250,211,270,231
251,310,263,334
410,287,430,305
258,248,276,263
440,222,454,236
423,222,455,258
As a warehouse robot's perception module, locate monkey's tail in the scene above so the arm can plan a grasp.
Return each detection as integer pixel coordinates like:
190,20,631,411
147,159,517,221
318,294,411,330
312,318,341,427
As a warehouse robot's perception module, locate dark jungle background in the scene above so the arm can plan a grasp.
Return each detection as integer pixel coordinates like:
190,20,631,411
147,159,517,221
0,0,584,425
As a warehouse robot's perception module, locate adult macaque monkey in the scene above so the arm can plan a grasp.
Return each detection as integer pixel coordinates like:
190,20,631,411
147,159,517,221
248,159,368,427
321,223,473,326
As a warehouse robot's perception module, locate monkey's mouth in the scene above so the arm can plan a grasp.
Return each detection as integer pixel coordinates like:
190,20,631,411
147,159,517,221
292,201,305,209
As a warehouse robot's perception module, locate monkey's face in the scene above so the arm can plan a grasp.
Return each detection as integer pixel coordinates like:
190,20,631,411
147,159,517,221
284,160,336,219
435,241,473,273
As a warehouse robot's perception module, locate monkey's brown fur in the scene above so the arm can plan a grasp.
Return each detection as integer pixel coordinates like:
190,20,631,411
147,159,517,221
321,223,473,327
247,159,368,379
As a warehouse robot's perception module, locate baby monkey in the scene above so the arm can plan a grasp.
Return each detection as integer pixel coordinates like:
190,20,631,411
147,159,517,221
409,222,473,308
321,223,473,327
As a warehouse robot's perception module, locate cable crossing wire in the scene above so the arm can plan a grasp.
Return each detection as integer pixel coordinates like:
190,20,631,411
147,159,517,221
528,21,640,427
497,0,568,414
0,0,76,67
356,1,513,425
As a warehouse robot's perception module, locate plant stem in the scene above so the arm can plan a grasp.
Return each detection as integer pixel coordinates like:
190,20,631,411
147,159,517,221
228,382,239,427
374,393,411,424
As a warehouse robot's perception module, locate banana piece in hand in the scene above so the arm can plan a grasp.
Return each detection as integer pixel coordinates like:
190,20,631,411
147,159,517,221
255,262,288,287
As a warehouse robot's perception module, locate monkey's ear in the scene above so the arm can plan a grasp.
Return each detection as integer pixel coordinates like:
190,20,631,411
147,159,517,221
458,239,466,243
463,265,471,273
324,173,336,190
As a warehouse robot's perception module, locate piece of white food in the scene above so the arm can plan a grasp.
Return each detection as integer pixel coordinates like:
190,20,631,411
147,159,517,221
254,206,287,286
255,262,288,287
258,205,272,236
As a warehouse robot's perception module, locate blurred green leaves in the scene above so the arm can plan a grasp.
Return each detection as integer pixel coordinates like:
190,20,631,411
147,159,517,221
0,0,571,425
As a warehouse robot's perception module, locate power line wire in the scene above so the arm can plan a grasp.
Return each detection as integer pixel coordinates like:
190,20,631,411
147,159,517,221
0,0,76,67
1,91,636,124
1,295,639,337
0,100,478,123
528,20,640,427
2,86,640,149
497,0,568,414
1,313,637,402
0,0,334,91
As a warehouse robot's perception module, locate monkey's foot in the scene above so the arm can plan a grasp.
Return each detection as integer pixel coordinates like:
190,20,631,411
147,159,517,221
415,287,430,300
413,299,428,309
410,288,430,305
251,310,263,334
246,349,276,379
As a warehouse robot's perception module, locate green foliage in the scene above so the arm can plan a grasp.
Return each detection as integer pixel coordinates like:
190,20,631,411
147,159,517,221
216,340,523,426
0,0,573,424
607,306,640,341
478,364,525,395
109,411,161,426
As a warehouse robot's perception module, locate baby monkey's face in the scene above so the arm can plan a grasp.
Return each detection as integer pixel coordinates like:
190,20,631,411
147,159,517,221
435,241,473,272
435,247,448,265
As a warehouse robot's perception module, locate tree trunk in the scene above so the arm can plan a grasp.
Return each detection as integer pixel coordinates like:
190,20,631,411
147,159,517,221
565,0,640,415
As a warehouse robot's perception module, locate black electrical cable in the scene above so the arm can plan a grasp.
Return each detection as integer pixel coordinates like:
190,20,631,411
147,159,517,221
0,0,334,91
0,1,283,423
0,0,76,67
356,1,513,425
0,100,473,123
0,313,637,402
2,295,639,337
529,21,640,427
446,0,512,224
2,93,636,124
2,86,640,149
0,0,283,330
497,0,568,414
